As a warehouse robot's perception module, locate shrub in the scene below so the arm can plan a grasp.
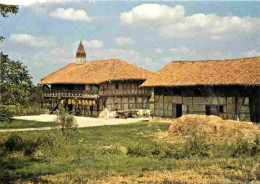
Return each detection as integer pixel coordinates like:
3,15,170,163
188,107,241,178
5,135,23,152
0,107,13,124
150,143,166,157
182,131,212,158
163,144,184,159
55,105,78,140
232,135,260,157
100,144,127,155
127,143,150,157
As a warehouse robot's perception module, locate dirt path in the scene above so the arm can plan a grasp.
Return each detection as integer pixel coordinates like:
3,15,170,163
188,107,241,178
0,114,148,132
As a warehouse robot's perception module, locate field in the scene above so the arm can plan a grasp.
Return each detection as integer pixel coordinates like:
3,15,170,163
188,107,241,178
0,121,259,184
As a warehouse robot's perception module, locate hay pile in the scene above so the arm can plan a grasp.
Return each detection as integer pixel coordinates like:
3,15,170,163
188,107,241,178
168,115,260,145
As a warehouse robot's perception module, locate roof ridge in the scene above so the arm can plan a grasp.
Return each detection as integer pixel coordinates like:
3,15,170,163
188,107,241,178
170,56,260,63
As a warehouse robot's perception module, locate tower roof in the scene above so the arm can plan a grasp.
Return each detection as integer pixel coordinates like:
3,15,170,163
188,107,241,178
76,41,86,58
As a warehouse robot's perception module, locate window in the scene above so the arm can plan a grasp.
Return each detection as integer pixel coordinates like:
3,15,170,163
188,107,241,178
115,83,119,90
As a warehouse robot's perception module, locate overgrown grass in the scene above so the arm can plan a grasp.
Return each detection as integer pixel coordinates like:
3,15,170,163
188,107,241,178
0,119,54,129
0,122,259,183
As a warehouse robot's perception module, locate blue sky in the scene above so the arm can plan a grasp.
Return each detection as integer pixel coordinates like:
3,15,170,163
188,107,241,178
1,0,259,84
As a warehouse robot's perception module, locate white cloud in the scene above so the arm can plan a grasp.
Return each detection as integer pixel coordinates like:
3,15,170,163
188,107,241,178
49,8,92,22
121,4,260,40
244,49,260,57
155,48,163,53
169,46,190,54
115,37,136,46
9,34,53,47
121,4,184,28
83,40,104,49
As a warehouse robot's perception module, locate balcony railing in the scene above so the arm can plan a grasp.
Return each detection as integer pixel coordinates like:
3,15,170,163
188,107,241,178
43,90,99,98
99,89,151,96
44,89,151,98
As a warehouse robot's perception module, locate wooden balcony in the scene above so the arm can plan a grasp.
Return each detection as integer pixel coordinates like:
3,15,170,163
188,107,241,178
99,89,151,96
43,90,99,98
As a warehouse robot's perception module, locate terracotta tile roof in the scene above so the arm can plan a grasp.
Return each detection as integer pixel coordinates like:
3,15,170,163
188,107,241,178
38,59,152,85
141,57,260,87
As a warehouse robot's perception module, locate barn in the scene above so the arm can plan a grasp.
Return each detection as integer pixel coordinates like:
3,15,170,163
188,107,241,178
141,57,260,122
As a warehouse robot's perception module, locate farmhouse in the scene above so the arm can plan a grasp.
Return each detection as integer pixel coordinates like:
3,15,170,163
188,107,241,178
38,41,152,117
141,57,260,123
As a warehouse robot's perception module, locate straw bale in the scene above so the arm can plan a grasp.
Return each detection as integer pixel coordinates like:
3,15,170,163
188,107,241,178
168,114,260,145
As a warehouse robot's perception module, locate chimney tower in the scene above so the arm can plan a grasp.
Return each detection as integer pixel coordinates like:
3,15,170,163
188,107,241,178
76,41,86,65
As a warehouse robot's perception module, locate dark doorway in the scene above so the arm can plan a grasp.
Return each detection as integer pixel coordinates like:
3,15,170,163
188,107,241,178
206,106,211,115
206,105,218,116
68,104,73,111
90,105,93,116
176,104,182,118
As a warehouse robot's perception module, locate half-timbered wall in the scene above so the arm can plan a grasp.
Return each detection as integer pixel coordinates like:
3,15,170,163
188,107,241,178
99,82,150,96
98,81,150,112
153,86,259,122
101,96,149,111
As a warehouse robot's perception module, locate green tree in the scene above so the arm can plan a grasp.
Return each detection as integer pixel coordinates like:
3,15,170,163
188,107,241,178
0,52,33,104
27,85,44,107
0,4,19,41
0,4,34,105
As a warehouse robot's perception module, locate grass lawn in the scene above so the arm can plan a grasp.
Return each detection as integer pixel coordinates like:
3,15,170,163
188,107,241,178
0,122,259,183
0,119,54,129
